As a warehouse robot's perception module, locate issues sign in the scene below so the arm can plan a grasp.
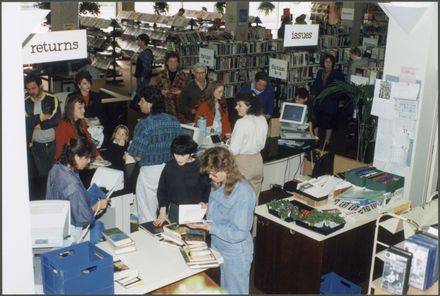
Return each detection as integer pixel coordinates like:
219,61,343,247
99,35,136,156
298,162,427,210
283,24,319,47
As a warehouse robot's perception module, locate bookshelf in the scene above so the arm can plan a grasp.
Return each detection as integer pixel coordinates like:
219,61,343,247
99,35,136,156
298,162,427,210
368,198,439,295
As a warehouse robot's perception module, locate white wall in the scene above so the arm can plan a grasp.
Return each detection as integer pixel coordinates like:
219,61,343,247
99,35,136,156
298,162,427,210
2,3,35,293
375,2,438,206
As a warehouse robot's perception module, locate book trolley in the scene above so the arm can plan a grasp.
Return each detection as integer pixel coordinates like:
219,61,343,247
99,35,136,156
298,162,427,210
368,206,438,294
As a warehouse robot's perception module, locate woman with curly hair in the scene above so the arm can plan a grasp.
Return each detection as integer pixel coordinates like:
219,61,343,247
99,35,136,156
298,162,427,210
188,147,255,294
194,81,231,138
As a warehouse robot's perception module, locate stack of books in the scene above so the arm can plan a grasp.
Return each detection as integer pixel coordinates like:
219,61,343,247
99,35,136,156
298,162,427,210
158,223,208,250
113,259,143,289
102,227,136,255
179,244,219,269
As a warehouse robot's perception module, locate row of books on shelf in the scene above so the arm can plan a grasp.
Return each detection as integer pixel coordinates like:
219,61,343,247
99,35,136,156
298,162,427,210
80,16,112,29
113,259,143,289
177,44,201,57
381,230,438,294
248,27,271,41
87,36,108,51
90,55,112,70
273,51,312,67
319,35,351,49
102,227,137,255
210,69,258,85
183,9,222,21
214,55,268,71
122,26,167,41
116,38,140,53
207,40,272,56
117,11,190,27
278,83,310,100
319,23,350,36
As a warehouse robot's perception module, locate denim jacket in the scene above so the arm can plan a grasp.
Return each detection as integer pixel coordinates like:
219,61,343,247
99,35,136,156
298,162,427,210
208,180,255,253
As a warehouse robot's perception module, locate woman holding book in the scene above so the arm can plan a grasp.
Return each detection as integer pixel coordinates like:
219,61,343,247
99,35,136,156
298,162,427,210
194,81,231,139
188,147,255,294
46,137,109,242
153,135,211,226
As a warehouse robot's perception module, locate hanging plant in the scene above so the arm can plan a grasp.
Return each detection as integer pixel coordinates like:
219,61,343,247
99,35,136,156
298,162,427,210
79,2,101,16
215,2,226,15
153,2,169,15
258,2,275,16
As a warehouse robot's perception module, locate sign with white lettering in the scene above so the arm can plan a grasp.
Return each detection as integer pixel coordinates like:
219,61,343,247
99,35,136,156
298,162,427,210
283,24,319,47
341,8,355,21
199,47,215,69
22,30,87,64
269,58,288,80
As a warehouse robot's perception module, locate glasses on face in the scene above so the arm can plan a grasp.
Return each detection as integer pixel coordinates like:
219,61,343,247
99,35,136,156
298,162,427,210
194,71,206,75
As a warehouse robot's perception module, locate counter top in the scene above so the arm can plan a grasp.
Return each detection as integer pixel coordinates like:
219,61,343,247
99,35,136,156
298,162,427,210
261,137,311,163
254,193,408,242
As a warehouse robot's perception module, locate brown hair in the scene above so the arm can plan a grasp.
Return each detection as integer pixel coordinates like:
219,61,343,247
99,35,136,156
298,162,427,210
63,93,85,124
201,81,227,116
200,147,244,196
112,124,129,142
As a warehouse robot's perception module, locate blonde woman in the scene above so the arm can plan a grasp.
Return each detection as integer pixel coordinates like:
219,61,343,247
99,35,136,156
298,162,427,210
188,147,255,294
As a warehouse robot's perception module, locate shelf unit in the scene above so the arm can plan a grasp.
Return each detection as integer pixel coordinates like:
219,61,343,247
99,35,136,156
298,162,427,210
368,198,439,295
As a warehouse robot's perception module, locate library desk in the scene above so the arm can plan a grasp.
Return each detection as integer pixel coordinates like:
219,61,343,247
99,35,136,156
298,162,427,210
253,189,406,294
97,230,223,294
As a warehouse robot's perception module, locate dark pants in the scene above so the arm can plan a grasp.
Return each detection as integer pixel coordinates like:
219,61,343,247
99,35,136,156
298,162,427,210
31,141,55,177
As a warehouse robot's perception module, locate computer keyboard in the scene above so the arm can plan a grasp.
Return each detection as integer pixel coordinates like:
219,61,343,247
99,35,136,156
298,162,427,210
280,130,316,140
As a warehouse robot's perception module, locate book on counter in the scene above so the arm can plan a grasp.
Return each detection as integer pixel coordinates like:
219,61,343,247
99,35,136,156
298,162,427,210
110,241,137,255
113,259,138,281
159,232,185,248
381,246,412,295
103,227,133,247
163,223,190,240
139,221,169,236
179,243,219,269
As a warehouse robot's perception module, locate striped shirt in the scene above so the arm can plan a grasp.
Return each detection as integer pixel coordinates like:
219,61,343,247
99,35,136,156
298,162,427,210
128,113,182,166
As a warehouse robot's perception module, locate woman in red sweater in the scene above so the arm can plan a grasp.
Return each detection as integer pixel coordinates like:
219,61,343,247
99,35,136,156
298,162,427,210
55,93,102,160
194,81,231,138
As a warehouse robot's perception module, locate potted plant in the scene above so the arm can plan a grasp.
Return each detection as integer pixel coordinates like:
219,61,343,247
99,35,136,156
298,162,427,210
215,2,226,15
153,2,169,15
314,80,376,163
258,2,275,16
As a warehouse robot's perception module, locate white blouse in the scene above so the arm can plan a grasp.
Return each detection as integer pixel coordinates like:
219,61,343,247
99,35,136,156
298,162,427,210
230,115,268,155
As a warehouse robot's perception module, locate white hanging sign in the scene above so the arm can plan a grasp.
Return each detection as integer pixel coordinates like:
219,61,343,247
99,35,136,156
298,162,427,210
283,24,319,47
22,30,87,64
269,58,288,80
199,48,215,69
341,8,355,20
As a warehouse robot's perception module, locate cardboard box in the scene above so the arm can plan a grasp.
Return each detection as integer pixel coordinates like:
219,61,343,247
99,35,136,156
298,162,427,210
269,117,280,138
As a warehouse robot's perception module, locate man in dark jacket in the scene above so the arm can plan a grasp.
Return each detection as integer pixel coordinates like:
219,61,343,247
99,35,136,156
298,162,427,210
24,74,61,176
177,63,209,123
134,33,154,92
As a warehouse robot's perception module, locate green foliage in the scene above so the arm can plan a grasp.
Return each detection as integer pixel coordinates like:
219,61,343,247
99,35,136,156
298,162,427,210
215,2,226,15
153,2,169,15
314,80,376,162
258,2,275,16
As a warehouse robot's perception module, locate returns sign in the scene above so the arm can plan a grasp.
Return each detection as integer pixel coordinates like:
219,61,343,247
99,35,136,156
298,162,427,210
283,24,319,47
22,30,87,64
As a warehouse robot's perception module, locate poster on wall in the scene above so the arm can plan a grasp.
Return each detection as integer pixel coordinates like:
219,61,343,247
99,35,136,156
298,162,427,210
283,24,319,47
22,30,87,64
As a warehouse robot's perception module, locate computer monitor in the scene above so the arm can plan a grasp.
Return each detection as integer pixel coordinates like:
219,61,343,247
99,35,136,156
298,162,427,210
30,200,71,248
180,123,202,145
280,102,307,125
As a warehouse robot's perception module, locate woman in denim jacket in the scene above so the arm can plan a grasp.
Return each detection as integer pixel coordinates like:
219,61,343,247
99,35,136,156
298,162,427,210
188,147,255,294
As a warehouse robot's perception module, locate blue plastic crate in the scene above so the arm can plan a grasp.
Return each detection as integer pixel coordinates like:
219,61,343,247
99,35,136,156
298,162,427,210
320,272,361,294
41,241,114,294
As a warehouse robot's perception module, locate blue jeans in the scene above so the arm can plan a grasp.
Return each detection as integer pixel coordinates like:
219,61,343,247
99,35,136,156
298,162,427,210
31,141,55,177
213,244,253,294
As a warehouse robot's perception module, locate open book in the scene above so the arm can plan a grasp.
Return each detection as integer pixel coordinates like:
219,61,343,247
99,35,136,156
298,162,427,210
168,203,207,225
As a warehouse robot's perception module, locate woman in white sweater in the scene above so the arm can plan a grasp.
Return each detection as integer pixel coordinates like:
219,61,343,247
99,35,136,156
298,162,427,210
230,92,268,206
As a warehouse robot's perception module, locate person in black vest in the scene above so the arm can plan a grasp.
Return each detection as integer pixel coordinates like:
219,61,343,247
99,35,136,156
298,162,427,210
134,34,154,92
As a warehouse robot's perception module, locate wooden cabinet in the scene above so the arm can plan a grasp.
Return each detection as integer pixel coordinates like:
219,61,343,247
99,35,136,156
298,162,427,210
254,214,377,294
